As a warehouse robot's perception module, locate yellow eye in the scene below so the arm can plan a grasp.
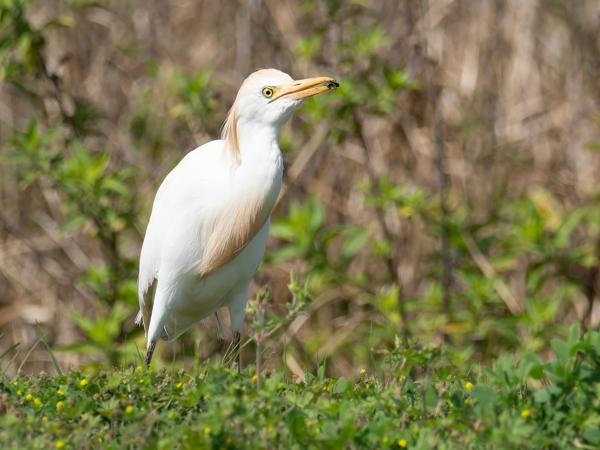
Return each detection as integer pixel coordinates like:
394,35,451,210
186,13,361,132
262,87,274,98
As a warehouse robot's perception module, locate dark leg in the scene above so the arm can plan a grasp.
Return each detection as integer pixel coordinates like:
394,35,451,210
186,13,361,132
145,341,156,367
233,331,241,373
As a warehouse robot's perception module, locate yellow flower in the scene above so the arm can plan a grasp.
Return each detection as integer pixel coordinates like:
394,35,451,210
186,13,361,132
203,426,211,436
56,401,64,410
382,436,389,444
398,438,408,448
306,420,313,428
17,390,22,396
251,374,257,383
33,397,42,407
521,409,531,418
360,368,366,376
465,382,473,392
57,389,65,397
135,365,143,373
25,393,33,401
79,379,88,387
175,382,183,389
125,405,134,414
55,440,65,449
276,383,284,390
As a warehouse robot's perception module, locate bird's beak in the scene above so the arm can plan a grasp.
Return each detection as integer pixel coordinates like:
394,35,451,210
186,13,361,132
270,76,339,102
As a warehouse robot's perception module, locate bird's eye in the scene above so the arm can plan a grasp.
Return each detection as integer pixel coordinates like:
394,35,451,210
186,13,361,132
261,87,274,98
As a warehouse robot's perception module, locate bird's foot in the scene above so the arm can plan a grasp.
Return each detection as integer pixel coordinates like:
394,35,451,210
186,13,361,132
234,331,241,373
144,341,156,367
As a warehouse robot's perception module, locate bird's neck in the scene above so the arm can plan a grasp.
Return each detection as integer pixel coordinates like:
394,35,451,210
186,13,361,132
236,122,282,166
227,122,283,216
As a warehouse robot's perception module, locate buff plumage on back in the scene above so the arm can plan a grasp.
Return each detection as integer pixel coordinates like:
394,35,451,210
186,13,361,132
221,105,241,163
198,195,272,278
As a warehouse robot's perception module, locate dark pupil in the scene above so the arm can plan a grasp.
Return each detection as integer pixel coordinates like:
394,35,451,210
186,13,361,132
265,89,272,96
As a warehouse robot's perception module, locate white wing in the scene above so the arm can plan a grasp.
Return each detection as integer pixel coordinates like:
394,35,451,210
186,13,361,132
137,139,229,335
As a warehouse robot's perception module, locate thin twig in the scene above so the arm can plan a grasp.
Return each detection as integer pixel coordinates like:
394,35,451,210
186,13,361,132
16,338,41,376
35,324,63,376
461,232,522,315
255,336,262,391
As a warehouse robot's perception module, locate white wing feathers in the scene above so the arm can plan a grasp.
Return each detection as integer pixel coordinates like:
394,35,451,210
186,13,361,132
137,142,222,336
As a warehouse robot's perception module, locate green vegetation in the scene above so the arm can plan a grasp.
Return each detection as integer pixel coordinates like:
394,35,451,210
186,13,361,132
2,326,599,449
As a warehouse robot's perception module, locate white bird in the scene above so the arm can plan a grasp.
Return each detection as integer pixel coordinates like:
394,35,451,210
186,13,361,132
137,68,338,368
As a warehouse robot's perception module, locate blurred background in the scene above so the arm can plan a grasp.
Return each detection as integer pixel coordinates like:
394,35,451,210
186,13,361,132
1,0,599,377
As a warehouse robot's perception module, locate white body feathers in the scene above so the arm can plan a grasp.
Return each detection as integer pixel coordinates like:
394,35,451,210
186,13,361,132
138,137,282,343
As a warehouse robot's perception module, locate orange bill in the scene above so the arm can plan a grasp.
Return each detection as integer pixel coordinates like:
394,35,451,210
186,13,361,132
270,76,339,102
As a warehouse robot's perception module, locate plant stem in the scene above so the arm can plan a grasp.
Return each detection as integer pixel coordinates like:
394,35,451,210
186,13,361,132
255,336,261,391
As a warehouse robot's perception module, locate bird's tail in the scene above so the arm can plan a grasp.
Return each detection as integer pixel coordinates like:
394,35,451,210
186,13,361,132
135,310,144,327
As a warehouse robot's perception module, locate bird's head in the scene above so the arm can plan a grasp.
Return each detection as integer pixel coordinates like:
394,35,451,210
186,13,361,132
222,68,338,159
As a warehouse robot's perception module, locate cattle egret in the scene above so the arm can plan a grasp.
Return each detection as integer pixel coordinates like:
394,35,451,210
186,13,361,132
137,68,338,368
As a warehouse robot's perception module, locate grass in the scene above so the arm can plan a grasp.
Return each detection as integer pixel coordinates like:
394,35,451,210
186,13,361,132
1,327,599,449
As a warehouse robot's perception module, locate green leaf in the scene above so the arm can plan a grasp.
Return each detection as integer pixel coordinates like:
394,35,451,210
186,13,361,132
551,338,570,362
59,214,88,232
471,385,497,406
286,408,307,442
425,386,438,411
553,209,586,248
307,197,326,231
270,223,297,241
528,365,545,380
534,388,550,403
341,226,370,260
102,177,129,195
584,429,600,445
334,377,350,394
317,364,325,381
568,324,581,347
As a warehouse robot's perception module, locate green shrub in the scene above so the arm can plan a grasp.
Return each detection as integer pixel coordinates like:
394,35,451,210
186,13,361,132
1,327,598,449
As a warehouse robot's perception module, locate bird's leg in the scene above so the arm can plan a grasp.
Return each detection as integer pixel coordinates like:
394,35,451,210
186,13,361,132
214,311,226,342
144,341,156,367
233,331,241,373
